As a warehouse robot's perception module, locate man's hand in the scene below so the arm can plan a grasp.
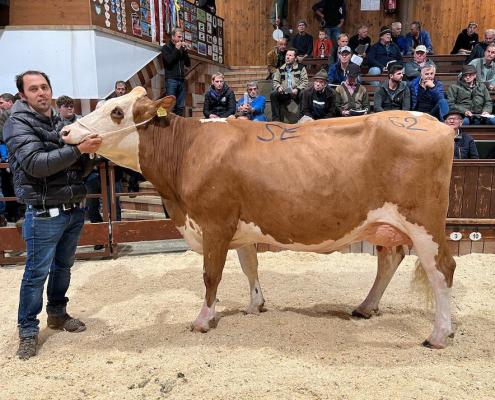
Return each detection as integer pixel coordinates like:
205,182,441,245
489,84,495,91
278,87,284,93
382,67,388,73
342,110,350,116
77,137,102,155
175,41,184,50
465,110,473,117
210,114,219,119
297,56,304,64
482,111,490,116
424,80,435,89
292,88,299,95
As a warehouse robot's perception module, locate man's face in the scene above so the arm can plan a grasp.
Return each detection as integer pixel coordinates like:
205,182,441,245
358,28,368,39
484,32,495,44
414,51,426,63
338,36,349,47
340,51,351,63
59,103,75,121
381,33,392,44
115,84,127,97
347,76,358,85
421,68,435,81
277,39,287,52
285,50,296,65
19,74,52,116
297,23,306,34
213,76,224,91
445,114,463,130
314,78,327,92
172,30,184,44
484,47,495,62
390,70,403,83
392,24,402,36
462,72,476,84
247,86,258,98
410,24,420,37
319,31,326,40
0,97,13,111
467,24,477,36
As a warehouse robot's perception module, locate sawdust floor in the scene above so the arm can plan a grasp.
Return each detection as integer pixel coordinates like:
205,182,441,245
0,251,494,400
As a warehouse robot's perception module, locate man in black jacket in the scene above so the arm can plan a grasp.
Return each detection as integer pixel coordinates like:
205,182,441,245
161,28,191,116
4,70,101,360
299,69,336,122
203,72,236,118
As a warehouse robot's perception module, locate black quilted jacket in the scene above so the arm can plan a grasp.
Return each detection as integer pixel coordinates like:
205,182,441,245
4,100,93,206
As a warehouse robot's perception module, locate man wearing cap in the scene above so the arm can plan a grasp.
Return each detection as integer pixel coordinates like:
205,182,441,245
270,48,309,122
312,0,346,46
408,65,449,122
447,64,495,125
374,64,410,112
404,45,436,81
367,26,403,78
405,22,434,55
444,109,479,159
335,64,370,116
291,20,313,62
299,69,336,122
328,45,358,84
467,43,495,91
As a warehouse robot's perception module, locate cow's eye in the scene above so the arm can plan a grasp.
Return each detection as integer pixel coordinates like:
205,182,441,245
111,107,125,123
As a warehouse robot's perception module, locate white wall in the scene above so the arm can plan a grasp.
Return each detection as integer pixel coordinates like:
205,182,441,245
0,28,160,99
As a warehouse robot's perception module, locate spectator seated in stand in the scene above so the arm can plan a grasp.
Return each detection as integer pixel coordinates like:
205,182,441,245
334,64,370,117
367,26,403,84
270,48,309,123
404,45,436,81
234,81,267,121
444,109,479,159
391,22,406,54
327,46,359,85
292,19,313,64
267,38,288,79
203,72,237,119
466,29,495,63
467,43,495,91
405,21,434,55
451,22,479,55
313,29,333,59
374,64,411,112
447,64,495,125
349,25,371,58
56,95,80,123
298,69,336,123
408,65,449,122
328,33,349,69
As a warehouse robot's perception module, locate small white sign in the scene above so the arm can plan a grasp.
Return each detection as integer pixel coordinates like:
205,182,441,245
469,232,482,241
450,232,462,241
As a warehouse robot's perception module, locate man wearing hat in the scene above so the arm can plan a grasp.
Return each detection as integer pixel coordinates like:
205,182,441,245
335,64,370,116
447,64,495,125
299,69,337,122
444,109,479,159
374,64,410,112
405,22,434,55
291,20,313,62
328,45,358,84
367,26,403,79
404,45,436,81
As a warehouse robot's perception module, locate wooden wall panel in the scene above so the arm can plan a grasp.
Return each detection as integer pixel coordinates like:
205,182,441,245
10,0,91,26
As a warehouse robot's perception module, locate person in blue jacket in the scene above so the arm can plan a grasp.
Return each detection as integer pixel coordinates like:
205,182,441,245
405,22,434,55
235,82,267,121
408,65,449,121
327,46,360,85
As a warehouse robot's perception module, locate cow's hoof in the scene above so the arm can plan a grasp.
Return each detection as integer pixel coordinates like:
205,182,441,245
244,302,264,315
190,319,215,333
422,339,445,349
351,309,371,319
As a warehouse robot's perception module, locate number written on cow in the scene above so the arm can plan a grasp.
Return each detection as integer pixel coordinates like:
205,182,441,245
257,124,300,142
388,117,427,131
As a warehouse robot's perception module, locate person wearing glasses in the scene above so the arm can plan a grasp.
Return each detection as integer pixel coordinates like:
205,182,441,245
444,109,479,159
234,82,267,121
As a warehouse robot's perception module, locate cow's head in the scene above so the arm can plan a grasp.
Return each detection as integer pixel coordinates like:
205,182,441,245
62,87,176,172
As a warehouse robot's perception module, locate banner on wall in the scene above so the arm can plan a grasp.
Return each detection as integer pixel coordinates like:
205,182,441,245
90,0,224,64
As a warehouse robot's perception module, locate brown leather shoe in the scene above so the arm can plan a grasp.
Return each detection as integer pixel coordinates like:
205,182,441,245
17,336,39,360
47,313,86,333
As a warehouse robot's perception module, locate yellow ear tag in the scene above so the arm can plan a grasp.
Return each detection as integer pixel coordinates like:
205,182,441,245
157,107,168,117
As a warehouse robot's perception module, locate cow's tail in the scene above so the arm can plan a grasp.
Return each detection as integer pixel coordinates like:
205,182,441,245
411,258,434,308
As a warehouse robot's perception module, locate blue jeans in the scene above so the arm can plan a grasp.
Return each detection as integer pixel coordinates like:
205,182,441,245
165,79,186,116
463,116,495,125
325,26,341,46
428,98,449,122
18,206,85,338
368,67,382,86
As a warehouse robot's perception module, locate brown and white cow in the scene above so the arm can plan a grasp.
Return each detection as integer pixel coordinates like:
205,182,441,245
62,87,457,348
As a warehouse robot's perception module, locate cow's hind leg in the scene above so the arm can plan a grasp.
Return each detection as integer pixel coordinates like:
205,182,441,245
237,244,265,315
191,235,231,333
352,245,405,318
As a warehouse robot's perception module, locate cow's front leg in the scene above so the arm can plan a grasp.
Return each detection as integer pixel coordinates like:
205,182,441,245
352,245,405,318
192,237,230,333
237,244,264,315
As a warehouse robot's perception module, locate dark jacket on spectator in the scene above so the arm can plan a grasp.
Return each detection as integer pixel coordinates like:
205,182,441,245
374,79,410,112
161,40,191,80
328,61,360,85
454,131,479,159
408,77,445,110
451,29,479,54
203,83,237,118
312,1,346,29
405,30,434,54
349,34,371,54
367,41,403,71
467,42,490,63
392,34,406,54
291,33,313,58
404,58,436,81
3,100,93,206
300,86,337,120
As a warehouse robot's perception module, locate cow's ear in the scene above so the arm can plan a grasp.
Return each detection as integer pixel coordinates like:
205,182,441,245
154,96,176,117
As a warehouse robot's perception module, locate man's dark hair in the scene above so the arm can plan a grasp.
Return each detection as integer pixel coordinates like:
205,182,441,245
115,80,126,89
56,95,75,108
388,64,403,76
15,71,52,95
0,93,15,103
286,48,297,56
411,21,421,30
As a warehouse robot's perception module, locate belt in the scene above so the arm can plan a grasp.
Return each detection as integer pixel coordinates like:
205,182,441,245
28,202,83,211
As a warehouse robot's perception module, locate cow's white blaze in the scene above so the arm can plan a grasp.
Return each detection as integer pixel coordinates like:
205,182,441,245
409,111,424,117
